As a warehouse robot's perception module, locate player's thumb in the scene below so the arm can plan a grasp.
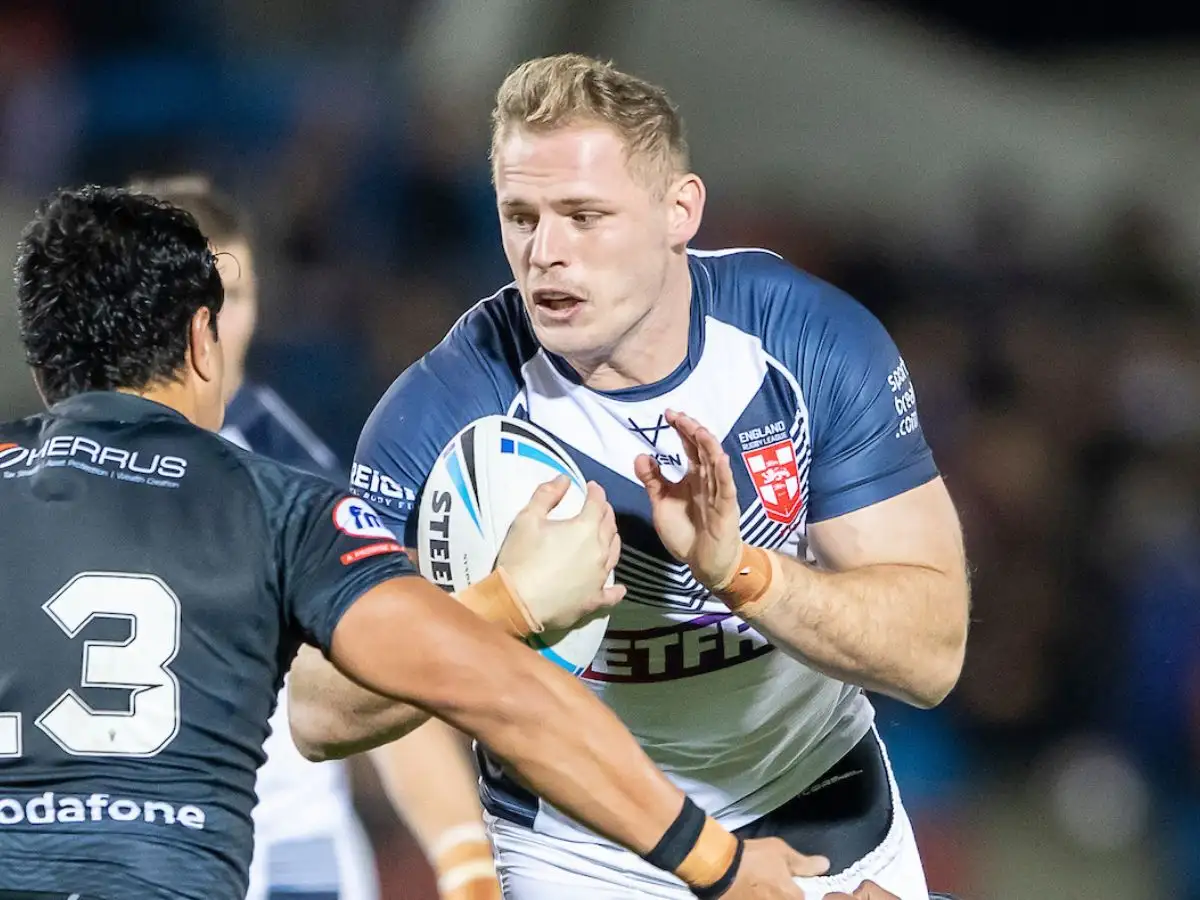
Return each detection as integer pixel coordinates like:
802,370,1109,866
525,474,571,517
633,454,666,499
785,848,830,878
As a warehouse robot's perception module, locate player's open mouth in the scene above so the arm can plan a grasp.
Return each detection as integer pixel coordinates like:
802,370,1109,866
531,289,584,320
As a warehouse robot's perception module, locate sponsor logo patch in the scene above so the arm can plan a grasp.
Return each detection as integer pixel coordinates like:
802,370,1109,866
332,497,398,541
340,541,404,565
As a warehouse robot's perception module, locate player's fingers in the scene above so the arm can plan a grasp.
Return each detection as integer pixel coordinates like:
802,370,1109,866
693,426,732,497
579,481,609,522
605,529,622,571
784,845,830,878
584,581,626,615
599,497,618,539
598,582,626,609
524,474,571,516
633,454,667,499
714,448,739,508
665,408,699,433
852,880,898,899
666,409,703,469
689,418,720,457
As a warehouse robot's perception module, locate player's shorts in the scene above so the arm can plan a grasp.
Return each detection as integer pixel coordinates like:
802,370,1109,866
0,893,106,900
487,727,931,900
246,811,377,900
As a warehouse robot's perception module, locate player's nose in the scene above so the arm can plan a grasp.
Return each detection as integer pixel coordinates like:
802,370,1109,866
528,217,570,269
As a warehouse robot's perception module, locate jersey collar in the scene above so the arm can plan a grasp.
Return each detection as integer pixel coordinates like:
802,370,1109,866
50,391,191,425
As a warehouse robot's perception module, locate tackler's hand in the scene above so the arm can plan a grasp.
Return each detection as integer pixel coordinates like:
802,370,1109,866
497,476,625,630
720,837,828,899
823,880,904,900
634,409,744,591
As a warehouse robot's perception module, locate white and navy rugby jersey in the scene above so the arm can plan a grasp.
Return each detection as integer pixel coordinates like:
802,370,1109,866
350,248,939,840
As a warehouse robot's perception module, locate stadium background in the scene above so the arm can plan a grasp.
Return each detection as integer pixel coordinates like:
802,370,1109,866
0,1,1197,897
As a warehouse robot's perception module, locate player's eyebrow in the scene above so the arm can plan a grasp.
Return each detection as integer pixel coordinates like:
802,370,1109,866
498,197,608,213
552,197,607,209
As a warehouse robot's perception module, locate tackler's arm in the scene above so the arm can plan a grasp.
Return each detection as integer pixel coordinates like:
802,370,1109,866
288,568,535,761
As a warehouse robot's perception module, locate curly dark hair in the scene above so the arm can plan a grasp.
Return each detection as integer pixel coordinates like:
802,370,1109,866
126,173,250,246
14,185,225,404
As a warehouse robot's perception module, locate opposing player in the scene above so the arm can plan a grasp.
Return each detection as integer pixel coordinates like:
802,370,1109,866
290,55,970,899
0,185,829,899
127,175,498,900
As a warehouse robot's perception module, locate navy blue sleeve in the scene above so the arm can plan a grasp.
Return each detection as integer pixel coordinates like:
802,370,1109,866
797,286,939,523
242,455,418,654
350,306,523,547
282,487,419,653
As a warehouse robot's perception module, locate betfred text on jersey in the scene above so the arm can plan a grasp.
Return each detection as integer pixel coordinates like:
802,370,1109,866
582,613,775,683
0,437,187,483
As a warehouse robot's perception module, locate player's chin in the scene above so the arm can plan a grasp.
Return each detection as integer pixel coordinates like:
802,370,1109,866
529,311,594,353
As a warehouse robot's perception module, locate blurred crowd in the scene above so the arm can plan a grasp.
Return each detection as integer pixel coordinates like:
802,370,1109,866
1,3,1197,899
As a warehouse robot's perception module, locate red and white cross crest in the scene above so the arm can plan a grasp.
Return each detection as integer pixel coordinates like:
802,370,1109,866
741,438,803,525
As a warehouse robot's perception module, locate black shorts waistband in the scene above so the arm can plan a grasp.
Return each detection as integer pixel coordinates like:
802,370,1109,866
733,729,893,876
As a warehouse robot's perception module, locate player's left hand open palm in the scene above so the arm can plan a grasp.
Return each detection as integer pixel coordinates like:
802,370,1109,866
634,409,743,589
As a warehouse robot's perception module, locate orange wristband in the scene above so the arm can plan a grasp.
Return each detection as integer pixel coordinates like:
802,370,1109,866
709,544,784,615
456,567,542,637
675,816,740,889
432,824,499,897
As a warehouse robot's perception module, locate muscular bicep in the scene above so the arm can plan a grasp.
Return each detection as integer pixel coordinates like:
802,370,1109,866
806,477,966,578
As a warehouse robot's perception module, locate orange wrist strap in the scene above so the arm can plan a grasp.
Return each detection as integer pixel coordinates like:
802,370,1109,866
710,544,784,615
456,567,542,637
675,816,740,888
432,824,498,896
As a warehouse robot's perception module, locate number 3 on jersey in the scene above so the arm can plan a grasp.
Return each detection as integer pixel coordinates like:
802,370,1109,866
0,572,182,759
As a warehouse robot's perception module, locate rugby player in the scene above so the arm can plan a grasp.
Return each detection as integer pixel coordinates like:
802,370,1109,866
291,54,970,899
126,175,497,900
0,185,826,900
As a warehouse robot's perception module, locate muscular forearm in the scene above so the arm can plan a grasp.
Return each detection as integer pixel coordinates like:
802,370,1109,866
734,551,967,708
289,644,429,761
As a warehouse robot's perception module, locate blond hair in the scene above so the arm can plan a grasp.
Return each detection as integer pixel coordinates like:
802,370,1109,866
491,54,689,192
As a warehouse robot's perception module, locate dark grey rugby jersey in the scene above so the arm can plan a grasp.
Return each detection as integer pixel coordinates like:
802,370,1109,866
0,391,417,900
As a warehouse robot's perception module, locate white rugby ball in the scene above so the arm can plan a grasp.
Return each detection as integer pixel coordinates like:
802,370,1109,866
416,415,610,676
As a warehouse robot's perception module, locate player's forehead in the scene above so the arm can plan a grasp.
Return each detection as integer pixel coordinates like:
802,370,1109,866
493,123,646,205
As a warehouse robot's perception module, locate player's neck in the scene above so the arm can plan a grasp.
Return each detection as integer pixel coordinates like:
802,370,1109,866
572,260,692,392
222,370,245,408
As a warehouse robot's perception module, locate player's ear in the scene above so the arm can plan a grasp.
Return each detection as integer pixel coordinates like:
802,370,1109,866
666,172,705,250
188,306,220,384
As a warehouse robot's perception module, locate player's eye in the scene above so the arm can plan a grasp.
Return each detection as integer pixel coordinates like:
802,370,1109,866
507,213,535,231
571,212,602,228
